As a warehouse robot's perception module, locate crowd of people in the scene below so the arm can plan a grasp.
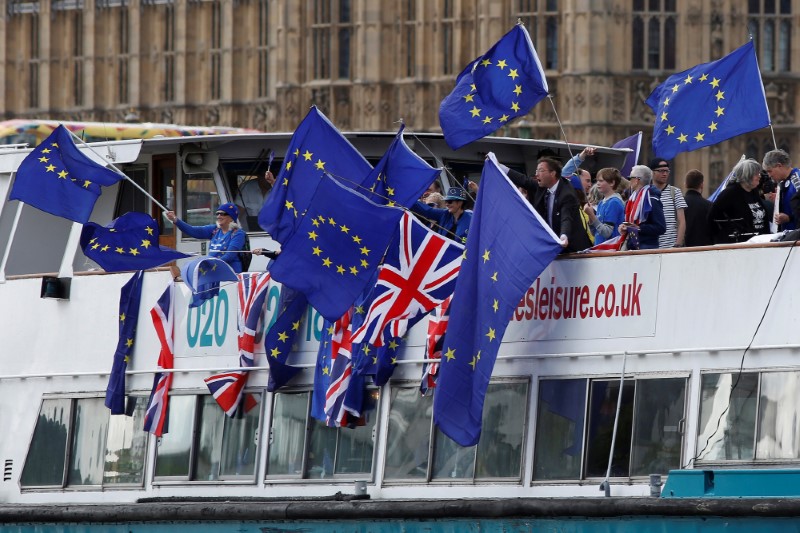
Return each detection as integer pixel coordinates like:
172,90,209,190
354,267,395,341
170,148,797,276
413,147,797,255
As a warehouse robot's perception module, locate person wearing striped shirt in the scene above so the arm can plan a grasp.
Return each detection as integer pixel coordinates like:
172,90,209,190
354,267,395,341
649,158,687,248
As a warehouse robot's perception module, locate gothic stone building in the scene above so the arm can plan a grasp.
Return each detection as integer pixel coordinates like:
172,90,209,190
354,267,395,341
0,0,795,191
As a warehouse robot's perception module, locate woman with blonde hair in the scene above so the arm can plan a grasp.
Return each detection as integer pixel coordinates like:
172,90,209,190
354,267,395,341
583,168,625,246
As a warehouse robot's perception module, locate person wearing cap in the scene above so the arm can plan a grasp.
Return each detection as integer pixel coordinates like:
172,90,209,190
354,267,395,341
618,165,666,250
649,158,687,248
165,202,247,273
412,186,473,244
531,157,592,253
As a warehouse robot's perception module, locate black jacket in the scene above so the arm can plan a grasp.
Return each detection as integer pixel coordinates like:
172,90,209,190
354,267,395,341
532,177,592,253
708,184,769,243
684,189,713,247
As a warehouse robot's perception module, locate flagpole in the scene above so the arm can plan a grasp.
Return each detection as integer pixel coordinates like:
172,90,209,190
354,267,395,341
547,95,578,162
771,176,780,234
769,124,777,150
66,129,169,212
600,350,628,497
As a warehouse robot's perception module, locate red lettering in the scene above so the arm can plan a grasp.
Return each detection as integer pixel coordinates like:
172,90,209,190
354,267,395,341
620,284,630,316
604,284,615,317
553,286,563,319
538,286,549,320
510,274,646,322
514,291,525,321
631,273,642,316
579,286,590,318
524,288,534,320
594,284,605,318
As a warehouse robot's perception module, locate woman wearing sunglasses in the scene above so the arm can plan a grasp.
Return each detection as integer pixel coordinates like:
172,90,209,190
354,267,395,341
165,202,246,273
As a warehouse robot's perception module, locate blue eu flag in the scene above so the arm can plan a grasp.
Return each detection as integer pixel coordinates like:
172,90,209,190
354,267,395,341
105,271,144,415
439,24,548,151
80,212,190,272
264,287,307,392
258,106,373,244
180,256,239,308
433,153,562,446
646,41,770,160
268,174,404,322
10,125,125,223
363,124,441,208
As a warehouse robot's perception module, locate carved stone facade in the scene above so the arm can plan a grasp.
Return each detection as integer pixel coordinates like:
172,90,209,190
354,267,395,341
0,0,797,191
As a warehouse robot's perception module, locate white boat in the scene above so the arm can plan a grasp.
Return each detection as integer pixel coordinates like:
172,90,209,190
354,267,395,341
0,132,798,530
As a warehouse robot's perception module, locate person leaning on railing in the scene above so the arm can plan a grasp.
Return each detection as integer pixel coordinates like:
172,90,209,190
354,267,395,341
708,158,770,244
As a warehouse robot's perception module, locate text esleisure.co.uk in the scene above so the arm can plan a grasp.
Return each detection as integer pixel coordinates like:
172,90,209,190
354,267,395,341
513,273,643,321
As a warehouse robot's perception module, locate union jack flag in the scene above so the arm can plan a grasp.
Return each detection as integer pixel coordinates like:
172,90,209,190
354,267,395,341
310,309,366,427
351,212,463,346
420,296,452,395
204,272,270,417
143,282,175,436
325,310,356,426
588,185,654,252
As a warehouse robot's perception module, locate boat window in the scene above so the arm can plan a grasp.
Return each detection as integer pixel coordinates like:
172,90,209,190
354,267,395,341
20,398,71,487
154,395,195,478
67,398,109,486
266,390,377,480
103,399,148,485
384,387,432,480
756,371,800,459
114,165,150,218
585,380,635,478
221,158,273,233
183,173,220,227
154,394,261,481
629,378,686,476
696,372,758,462
195,395,226,480
267,392,309,477
534,379,587,481
534,377,687,481
698,371,800,464
219,397,261,477
385,381,528,483
21,396,148,490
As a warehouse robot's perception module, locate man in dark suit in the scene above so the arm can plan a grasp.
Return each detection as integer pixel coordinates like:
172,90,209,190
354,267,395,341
531,157,592,253
683,169,713,247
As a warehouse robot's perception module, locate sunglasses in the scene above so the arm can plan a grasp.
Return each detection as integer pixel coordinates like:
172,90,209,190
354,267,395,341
215,212,228,216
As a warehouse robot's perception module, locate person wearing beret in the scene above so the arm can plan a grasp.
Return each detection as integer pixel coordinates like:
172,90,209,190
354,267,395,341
166,202,246,273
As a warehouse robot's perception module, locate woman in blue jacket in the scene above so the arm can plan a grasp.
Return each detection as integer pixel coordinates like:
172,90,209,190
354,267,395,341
166,202,246,273
412,187,472,244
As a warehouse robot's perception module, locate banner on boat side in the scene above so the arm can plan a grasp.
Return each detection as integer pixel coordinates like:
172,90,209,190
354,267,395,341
506,254,660,341
172,281,326,359
168,255,659,359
